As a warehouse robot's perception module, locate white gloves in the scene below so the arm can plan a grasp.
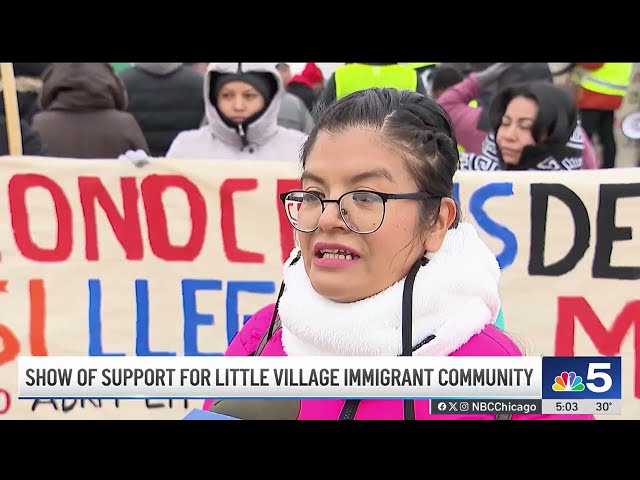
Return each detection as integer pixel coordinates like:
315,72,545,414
118,149,150,167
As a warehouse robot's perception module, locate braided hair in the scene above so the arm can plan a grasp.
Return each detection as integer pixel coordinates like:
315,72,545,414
301,88,461,228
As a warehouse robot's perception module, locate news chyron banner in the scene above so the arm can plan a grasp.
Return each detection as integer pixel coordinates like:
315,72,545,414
0,156,638,419
16,354,623,418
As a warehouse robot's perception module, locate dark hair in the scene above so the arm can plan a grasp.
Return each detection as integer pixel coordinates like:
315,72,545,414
488,81,578,145
302,88,460,229
430,66,464,94
477,64,555,132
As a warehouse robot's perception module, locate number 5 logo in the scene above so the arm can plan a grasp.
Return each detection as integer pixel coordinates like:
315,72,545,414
586,363,612,393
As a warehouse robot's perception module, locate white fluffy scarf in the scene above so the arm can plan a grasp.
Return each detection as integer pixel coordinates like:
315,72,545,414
277,222,501,357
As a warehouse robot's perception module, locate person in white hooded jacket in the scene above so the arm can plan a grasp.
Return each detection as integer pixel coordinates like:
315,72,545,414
165,62,307,161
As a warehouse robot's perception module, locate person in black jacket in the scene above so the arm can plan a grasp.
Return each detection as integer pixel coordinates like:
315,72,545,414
0,117,48,156
119,63,205,157
0,63,48,155
7,63,50,125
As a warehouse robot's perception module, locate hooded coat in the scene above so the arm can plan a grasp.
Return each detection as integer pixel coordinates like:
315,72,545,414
166,63,307,162
31,63,149,159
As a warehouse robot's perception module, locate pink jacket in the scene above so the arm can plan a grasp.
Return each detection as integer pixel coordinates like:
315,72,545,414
438,73,598,169
203,304,594,420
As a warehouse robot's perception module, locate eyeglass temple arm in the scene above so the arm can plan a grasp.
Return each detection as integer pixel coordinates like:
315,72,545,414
385,192,441,200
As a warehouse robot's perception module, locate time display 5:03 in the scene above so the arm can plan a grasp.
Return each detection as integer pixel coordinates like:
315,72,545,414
555,401,579,412
555,401,614,413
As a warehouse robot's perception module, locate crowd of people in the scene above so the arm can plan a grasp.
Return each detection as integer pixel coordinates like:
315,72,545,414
1,62,636,170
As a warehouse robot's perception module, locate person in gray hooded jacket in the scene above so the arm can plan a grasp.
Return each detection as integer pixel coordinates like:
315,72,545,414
201,90,314,134
166,63,307,161
119,63,204,157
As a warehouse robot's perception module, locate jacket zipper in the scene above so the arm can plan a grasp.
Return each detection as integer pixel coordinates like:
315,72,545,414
237,124,252,152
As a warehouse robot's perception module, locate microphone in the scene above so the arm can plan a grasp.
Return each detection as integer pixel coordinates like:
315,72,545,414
183,408,240,420
209,399,301,420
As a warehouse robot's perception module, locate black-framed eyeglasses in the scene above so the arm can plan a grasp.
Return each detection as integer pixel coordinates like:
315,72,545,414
279,190,442,234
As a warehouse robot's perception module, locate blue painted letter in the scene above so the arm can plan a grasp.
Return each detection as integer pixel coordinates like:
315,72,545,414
226,281,276,344
136,279,176,356
88,279,125,356
453,182,460,206
182,279,223,356
469,182,518,269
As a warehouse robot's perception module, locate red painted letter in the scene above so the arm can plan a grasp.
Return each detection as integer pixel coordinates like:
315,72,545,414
30,279,48,356
220,179,263,263
0,325,19,366
141,175,206,261
9,174,72,262
0,277,19,366
79,176,143,261
556,296,640,398
0,389,10,415
277,179,301,262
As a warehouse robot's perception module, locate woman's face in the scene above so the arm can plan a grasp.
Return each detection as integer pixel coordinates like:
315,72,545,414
297,127,454,303
496,96,539,165
216,81,265,124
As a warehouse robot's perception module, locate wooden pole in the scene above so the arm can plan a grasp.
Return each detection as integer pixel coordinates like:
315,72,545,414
1,62,23,156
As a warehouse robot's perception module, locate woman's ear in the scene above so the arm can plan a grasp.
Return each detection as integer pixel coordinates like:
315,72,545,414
424,198,457,252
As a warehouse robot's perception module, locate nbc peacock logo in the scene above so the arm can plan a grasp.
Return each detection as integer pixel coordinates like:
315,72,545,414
552,371,585,392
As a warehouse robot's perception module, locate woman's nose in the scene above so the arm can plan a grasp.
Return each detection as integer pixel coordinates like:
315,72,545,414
233,98,245,110
504,124,518,140
317,202,346,231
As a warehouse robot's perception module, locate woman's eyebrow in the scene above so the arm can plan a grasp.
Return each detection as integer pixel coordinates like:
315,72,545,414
300,171,326,185
300,168,396,186
349,168,396,184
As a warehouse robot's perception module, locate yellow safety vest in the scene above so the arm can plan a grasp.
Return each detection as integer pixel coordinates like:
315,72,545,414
578,63,633,97
334,64,418,99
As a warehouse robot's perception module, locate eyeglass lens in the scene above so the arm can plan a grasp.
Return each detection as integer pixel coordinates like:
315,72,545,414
284,191,385,233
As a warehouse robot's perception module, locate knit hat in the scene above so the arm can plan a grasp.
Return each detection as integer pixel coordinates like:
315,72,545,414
212,71,276,106
301,63,323,85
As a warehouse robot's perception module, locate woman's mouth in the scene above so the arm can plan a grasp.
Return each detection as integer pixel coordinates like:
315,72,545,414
313,245,360,269
500,147,521,162
317,248,359,260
